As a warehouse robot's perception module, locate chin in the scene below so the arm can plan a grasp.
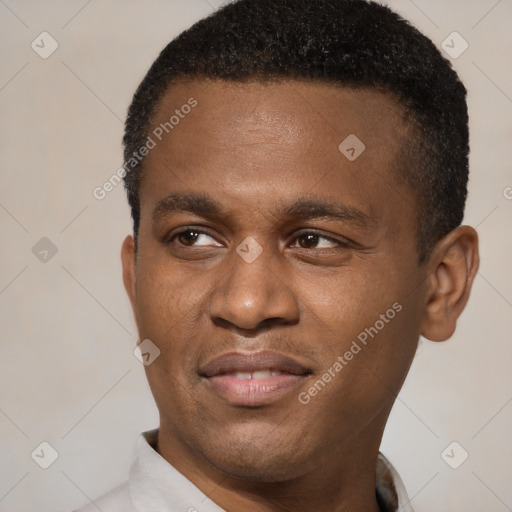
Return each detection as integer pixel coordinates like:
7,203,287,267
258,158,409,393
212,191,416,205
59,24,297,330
197,424,309,482
207,451,301,482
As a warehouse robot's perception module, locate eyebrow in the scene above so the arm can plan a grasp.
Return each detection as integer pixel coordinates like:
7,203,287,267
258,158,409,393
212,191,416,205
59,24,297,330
152,192,370,227
153,192,223,221
283,199,369,226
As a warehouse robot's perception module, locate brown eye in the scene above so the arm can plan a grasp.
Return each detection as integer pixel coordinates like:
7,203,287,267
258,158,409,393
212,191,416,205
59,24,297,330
293,232,341,249
177,229,200,246
298,233,320,248
169,228,222,247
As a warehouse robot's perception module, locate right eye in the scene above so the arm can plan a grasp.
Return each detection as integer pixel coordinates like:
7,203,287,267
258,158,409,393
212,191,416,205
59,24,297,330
168,228,223,247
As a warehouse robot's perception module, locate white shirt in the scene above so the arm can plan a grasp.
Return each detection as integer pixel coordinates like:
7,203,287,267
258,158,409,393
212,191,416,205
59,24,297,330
72,429,414,512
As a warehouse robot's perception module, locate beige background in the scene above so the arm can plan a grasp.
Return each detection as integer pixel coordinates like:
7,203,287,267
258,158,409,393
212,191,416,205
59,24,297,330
0,1,511,511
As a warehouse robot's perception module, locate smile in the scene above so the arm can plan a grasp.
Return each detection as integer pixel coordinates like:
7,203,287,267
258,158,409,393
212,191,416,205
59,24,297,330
229,370,283,379
199,351,311,406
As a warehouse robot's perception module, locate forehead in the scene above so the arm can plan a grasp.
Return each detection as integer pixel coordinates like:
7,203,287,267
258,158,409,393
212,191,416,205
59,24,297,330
138,79,417,241
151,78,409,149
143,78,411,185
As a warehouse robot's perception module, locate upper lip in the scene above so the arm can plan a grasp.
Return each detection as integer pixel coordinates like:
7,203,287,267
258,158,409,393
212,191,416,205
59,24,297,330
199,350,312,377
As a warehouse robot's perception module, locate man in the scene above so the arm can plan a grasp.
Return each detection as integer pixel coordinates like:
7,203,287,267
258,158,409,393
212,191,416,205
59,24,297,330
75,0,479,510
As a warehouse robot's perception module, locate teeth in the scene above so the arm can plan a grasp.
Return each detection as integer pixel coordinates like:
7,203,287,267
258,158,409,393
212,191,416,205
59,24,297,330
252,370,272,379
233,370,283,380
235,372,252,380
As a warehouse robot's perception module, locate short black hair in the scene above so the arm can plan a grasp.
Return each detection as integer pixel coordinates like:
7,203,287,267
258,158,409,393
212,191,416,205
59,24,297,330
123,0,469,263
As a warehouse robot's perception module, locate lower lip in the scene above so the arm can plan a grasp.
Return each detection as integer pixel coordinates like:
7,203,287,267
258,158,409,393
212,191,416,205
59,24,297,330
204,374,307,406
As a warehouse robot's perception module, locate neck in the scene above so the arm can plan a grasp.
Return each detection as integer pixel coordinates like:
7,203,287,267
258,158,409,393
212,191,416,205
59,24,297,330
157,424,384,512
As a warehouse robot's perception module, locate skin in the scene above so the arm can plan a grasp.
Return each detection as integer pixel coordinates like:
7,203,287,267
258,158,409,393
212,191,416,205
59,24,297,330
121,79,479,512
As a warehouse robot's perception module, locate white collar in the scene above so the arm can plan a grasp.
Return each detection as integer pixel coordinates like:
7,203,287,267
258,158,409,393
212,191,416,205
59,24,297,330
127,429,414,512
129,429,225,511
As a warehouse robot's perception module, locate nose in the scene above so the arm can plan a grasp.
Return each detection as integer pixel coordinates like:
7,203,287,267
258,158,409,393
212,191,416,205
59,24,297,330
208,241,300,332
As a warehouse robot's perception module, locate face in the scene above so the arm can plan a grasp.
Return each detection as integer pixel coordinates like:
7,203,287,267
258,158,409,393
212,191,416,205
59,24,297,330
123,79,431,482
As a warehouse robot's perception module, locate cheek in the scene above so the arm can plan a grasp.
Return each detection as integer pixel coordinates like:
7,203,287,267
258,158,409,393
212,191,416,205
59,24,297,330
296,266,420,408
134,260,206,364
134,265,206,414
297,265,401,345
298,311,418,444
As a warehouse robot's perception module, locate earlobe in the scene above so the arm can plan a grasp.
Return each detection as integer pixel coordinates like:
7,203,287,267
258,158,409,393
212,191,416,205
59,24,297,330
121,235,137,312
420,226,479,342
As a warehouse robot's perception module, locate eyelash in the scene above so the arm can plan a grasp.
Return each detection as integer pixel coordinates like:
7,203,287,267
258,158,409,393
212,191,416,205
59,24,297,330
166,227,350,250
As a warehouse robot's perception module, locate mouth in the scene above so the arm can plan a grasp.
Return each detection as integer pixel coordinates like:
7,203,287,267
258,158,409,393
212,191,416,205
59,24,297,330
199,350,312,406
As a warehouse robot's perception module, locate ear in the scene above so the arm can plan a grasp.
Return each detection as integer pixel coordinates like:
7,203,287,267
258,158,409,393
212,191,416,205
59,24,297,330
121,235,138,322
420,226,479,342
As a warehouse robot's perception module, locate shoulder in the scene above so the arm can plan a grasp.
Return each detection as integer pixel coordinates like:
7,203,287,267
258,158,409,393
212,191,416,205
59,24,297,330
69,480,133,512
376,452,414,512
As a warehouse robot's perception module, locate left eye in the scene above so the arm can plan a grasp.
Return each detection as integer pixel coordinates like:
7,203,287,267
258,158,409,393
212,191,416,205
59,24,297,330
291,233,340,249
